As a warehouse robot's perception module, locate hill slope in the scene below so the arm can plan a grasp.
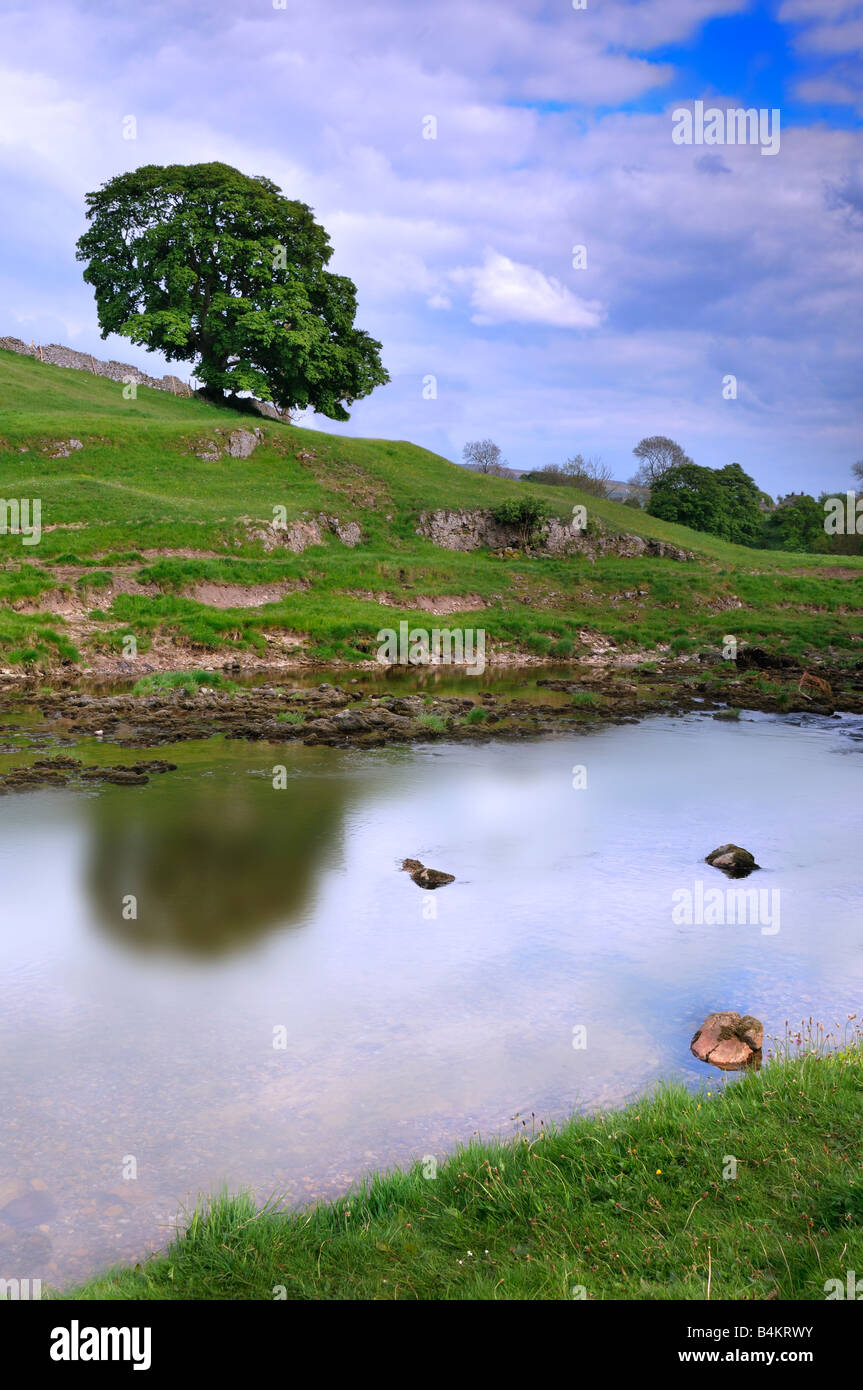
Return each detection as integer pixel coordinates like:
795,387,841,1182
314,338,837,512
0,347,860,676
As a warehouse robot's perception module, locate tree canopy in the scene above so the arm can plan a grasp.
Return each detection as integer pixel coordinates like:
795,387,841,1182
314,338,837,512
712,462,764,546
647,461,724,533
462,439,508,475
629,435,693,487
76,162,389,419
647,460,763,545
764,493,825,551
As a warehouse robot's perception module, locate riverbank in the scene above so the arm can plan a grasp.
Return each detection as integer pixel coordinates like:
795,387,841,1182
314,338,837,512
3,346,863,681
63,1038,862,1300
1,651,862,772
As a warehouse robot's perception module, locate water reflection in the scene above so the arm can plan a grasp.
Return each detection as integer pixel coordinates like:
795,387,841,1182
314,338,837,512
85,766,348,956
2,712,862,1290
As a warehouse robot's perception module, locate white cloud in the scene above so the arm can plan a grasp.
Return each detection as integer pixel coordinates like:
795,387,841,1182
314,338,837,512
796,74,862,109
803,18,863,52
453,251,604,329
0,0,860,491
780,0,863,112
779,0,861,22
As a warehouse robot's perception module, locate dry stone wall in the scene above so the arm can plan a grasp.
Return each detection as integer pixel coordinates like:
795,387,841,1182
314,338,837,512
0,335,286,420
0,335,192,395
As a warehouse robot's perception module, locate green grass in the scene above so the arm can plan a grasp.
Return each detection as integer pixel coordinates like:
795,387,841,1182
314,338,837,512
417,713,446,732
63,1037,863,1301
465,705,488,724
1,345,862,670
571,690,602,708
131,669,239,696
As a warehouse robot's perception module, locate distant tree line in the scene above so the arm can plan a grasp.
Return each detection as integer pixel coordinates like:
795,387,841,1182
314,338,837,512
644,440,861,554
522,454,612,497
461,432,860,554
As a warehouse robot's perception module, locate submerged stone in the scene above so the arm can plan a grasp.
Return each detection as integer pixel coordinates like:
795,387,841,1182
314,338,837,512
705,843,760,878
401,858,455,889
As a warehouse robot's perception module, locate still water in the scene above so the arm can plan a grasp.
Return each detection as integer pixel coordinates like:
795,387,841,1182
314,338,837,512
1,710,861,1287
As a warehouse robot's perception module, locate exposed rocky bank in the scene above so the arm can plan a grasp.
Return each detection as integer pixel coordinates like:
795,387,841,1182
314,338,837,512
2,650,861,771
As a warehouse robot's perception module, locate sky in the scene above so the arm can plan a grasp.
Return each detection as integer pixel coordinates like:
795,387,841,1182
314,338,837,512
0,0,861,495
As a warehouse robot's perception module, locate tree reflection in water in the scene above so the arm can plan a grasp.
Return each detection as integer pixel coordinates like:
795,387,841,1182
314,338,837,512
85,764,347,957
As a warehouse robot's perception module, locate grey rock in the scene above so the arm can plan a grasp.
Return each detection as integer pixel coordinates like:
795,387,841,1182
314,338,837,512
225,428,263,459
415,508,692,561
195,441,222,462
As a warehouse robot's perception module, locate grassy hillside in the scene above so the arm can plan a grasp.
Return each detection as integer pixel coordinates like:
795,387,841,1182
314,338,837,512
1,347,861,672
66,1038,863,1301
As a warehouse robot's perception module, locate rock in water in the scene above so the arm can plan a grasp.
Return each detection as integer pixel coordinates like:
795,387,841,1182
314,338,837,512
401,858,455,889
705,843,760,878
690,1011,763,1070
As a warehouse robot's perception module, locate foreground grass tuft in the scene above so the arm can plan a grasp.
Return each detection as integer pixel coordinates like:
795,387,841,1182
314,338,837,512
417,712,446,732
132,669,238,696
65,1039,863,1301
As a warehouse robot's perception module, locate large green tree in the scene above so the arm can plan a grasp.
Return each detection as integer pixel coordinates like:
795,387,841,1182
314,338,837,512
647,460,763,545
647,461,727,535
713,462,763,546
76,162,389,418
763,493,825,552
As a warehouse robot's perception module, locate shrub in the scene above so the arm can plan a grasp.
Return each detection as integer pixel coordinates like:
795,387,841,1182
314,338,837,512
491,496,547,547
